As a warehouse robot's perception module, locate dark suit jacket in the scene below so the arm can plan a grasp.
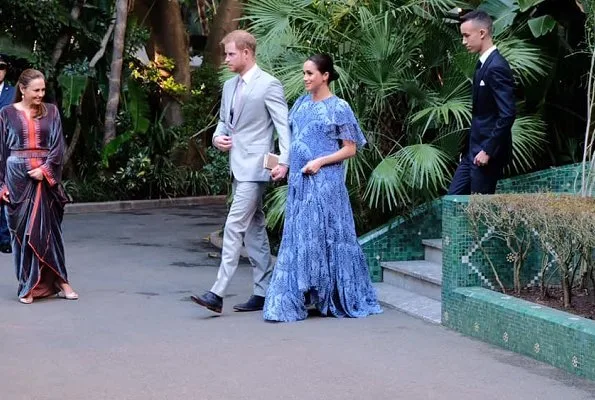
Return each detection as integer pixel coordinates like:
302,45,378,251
468,50,516,165
0,83,15,110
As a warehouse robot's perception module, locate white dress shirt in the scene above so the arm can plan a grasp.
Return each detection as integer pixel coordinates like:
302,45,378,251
479,46,497,67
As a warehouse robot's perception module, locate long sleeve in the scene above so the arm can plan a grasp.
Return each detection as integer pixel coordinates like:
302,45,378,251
264,79,290,165
39,105,65,187
213,81,230,140
481,65,516,156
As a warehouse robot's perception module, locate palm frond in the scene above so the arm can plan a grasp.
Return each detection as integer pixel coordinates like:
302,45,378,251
364,156,410,211
395,0,469,20
264,184,289,231
243,0,306,37
344,145,378,186
395,143,452,192
409,80,472,135
508,114,548,174
431,124,467,158
343,7,424,115
498,37,552,85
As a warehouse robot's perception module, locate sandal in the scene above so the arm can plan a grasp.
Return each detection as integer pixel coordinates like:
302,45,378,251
19,296,33,304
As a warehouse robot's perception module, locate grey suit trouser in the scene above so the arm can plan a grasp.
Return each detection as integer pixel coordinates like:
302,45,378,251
210,179,273,297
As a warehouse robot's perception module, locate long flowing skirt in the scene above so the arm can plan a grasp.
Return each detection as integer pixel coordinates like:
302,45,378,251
263,170,382,322
6,159,69,299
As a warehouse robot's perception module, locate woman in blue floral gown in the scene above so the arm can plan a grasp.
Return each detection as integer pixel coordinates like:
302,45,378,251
263,54,382,322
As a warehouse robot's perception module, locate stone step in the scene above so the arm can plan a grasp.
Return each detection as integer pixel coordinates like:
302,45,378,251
422,238,443,264
382,260,442,300
374,283,442,324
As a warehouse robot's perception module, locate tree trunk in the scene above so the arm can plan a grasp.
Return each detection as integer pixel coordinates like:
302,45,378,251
103,0,129,146
197,0,210,36
204,0,243,66
514,262,521,295
51,0,86,68
562,272,572,308
134,0,190,127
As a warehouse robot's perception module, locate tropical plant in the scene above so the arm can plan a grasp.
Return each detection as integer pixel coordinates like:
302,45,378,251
245,0,555,230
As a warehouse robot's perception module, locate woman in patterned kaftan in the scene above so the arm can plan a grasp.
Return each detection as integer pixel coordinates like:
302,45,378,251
0,69,78,304
263,55,382,322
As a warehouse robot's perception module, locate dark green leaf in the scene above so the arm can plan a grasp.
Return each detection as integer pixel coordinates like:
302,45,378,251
527,15,557,38
57,73,88,118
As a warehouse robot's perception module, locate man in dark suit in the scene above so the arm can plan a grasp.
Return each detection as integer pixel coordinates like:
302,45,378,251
447,10,516,195
0,54,15,253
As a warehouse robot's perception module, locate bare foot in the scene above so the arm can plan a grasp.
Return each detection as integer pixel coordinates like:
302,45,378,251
19,295,33,304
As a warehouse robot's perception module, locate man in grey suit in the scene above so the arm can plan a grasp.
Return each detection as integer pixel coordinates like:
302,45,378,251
191,30,290,313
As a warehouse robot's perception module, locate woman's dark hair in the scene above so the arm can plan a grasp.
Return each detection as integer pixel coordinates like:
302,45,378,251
307,54,340,83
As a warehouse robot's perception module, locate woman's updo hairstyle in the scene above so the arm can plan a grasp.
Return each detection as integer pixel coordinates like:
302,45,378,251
307,53,340,83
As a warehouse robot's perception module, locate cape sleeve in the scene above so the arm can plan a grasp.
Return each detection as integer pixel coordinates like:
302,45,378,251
329,98,367,149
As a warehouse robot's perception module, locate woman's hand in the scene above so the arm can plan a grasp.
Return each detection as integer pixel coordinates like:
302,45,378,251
301,158,324,175
1,191,9,203
28,168,44,181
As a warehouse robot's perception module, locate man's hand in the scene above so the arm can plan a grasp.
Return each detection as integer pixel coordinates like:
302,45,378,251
271,164,288,181
1,191,9,203
213,135,232,152
301,158,324,175
474,150,490,167
28,168,44,181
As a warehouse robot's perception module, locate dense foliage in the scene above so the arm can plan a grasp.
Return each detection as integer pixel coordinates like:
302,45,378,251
0,0,592,235
242,0,590,232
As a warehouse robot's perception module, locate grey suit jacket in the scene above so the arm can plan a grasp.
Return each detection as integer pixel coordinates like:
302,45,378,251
213,66,290,182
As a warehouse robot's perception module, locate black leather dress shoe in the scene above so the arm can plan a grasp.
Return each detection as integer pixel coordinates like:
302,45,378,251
191,291,223,313
233,295,265,312
0,243,11,254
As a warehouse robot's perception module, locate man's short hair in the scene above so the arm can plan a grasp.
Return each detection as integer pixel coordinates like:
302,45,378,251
221,30,257,55
461,10,493,37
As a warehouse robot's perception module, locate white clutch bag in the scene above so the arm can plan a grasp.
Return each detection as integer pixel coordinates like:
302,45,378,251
263,152,279,170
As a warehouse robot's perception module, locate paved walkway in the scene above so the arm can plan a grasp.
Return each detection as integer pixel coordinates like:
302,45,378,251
0,206,594,400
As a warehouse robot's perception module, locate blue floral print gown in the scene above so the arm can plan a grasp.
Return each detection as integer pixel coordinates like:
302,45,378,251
263,94,382,322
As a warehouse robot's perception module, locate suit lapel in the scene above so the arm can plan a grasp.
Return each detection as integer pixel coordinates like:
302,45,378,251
232,67,261,126
473,50,499,106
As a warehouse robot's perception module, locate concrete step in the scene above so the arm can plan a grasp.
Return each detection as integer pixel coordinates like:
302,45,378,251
374,283,441,324
382,260,442,301
423,238,443,264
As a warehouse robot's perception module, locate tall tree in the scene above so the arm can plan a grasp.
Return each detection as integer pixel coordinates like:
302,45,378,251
104,0,129,146
133,0,191,127
51,0,87,68
204,0,243,66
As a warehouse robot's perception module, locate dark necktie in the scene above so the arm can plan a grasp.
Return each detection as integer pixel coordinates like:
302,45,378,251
473,60,482,85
